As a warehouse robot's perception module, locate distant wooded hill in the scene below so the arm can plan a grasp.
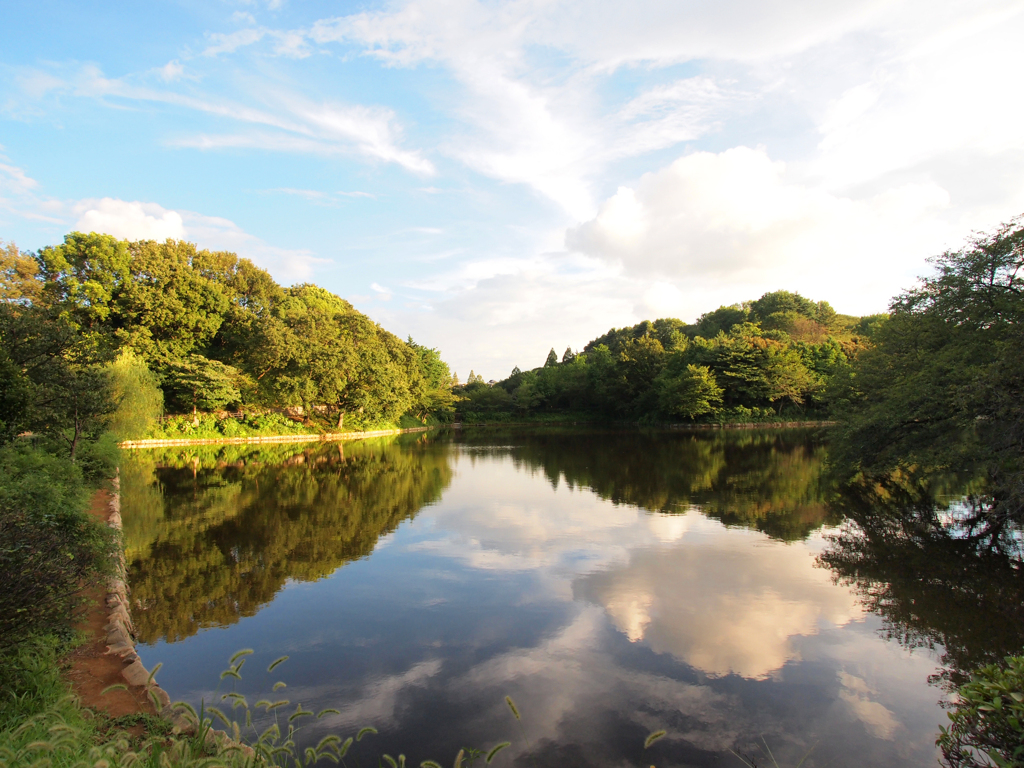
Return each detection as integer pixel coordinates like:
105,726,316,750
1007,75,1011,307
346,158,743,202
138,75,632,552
457,290,886,422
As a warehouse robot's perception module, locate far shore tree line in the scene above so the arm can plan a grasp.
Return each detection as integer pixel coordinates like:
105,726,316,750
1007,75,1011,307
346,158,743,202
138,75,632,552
457,289,884,423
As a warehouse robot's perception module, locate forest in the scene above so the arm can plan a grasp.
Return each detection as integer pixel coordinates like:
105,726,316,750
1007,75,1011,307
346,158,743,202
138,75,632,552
458,289,884,423
0,232,456,448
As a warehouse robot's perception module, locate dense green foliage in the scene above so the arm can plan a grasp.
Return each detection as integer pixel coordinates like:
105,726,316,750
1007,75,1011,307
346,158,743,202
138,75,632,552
938,655,1024,768
459,290,867,423
0,442,116,653
107,348,164,440
2,232,456,440
834,216,1024,527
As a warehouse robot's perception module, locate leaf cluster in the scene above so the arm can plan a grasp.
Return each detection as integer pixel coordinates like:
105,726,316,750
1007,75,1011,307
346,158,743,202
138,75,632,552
938,656,1024,768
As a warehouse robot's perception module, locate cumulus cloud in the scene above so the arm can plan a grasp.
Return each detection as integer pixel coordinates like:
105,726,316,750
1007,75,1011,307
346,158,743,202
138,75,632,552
566,146,955,314
71,197,321,282
74,198,187,241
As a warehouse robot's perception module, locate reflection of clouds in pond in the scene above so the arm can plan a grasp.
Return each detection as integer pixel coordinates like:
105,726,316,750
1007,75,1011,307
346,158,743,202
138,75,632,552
411,458,691,576
839,672,900,741
448,605,745,759
420,456,860,680
575,521,863,678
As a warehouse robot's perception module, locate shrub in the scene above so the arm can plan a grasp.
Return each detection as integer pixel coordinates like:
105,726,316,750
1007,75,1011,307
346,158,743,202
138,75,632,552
107,349,164,440
939,655,1024,768
0,443,114,653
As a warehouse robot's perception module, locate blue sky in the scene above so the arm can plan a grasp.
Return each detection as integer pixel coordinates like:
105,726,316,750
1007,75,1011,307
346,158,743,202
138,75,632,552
2,0,1023,379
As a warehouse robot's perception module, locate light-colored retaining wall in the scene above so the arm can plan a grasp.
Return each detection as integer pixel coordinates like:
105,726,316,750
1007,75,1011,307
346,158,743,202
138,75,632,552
102,474,173,711
103,476,254,754
119,425,432,449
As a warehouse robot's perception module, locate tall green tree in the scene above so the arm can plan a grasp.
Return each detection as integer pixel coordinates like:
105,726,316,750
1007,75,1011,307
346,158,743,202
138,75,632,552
656,362,724,420
163,355,243,417
835,215,1024,525
0,303,115,459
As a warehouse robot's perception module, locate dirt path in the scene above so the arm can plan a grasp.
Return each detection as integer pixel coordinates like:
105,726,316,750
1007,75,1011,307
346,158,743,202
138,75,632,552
63,489,158,719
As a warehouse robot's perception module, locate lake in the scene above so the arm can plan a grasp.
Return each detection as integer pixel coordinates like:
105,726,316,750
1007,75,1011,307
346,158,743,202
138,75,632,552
120,427,1024,767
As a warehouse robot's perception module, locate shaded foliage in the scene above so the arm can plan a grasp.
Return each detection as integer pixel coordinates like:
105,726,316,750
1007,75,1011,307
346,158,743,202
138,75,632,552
833,215,1024,526
0,443,114,652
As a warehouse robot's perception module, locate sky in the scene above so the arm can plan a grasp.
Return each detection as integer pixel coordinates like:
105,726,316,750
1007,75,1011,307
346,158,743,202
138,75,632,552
2,0,1023,379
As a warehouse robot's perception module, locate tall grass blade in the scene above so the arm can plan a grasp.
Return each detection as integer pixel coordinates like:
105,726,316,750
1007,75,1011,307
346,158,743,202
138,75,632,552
267,655,289,673
357,726,378,741
486,742,511,763
505,696,520,721
644,730,666,749
230,649,254,664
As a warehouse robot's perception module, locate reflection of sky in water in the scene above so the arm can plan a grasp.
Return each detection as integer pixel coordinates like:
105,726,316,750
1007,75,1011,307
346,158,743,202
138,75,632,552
136,447,945,767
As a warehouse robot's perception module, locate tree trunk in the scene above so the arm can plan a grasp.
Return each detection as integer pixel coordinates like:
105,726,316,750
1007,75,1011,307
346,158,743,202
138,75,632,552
337,411,345,430
69,413,80,464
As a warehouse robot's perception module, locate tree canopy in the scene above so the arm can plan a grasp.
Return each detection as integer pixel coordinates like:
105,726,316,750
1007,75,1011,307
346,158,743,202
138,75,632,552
459,289,871,423
833,215,1024,526
1,233,457,438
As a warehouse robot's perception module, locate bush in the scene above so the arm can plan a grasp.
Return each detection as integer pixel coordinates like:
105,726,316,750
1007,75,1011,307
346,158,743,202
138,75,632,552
939,655,1024,767
107,349,164,440
0,443,114,653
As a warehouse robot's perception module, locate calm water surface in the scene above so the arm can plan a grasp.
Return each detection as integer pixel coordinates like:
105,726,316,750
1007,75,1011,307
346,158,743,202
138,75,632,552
120,428,1024,767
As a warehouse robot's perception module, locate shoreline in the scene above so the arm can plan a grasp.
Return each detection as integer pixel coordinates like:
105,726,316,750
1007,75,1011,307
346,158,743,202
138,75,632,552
119,425,433,449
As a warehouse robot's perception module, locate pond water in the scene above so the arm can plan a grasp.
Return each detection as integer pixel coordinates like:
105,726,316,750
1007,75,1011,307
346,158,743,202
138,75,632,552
120,428,1024,768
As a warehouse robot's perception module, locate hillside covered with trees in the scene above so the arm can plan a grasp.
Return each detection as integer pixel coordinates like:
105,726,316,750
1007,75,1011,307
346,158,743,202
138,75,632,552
0,232,456,442
459,289,884,423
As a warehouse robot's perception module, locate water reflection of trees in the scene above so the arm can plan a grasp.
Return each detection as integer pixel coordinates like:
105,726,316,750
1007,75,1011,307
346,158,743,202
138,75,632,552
819,475,1024,690
121,435,452,643
456,427,838,540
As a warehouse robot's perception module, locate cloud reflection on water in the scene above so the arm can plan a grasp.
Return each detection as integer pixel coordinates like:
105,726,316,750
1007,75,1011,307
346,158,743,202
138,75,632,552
132,432,946,767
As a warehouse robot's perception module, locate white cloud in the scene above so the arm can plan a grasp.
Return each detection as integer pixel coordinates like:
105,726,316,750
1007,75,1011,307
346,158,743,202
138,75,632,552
203,27,267,57
71,197,322,282
10,62,433,175
74,198,186,241
0,159,39,193
567,146,955,315
158,60,185,82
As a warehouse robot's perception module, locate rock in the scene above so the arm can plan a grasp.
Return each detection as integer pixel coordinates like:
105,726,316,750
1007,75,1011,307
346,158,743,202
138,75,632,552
122,660,152,687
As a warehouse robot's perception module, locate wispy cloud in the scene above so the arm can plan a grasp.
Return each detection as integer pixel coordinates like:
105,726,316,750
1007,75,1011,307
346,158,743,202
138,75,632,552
9,62,434,175
261,187,376,205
